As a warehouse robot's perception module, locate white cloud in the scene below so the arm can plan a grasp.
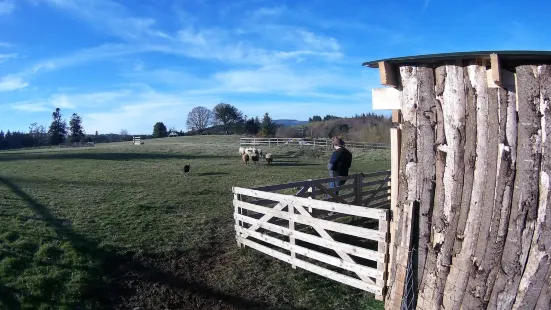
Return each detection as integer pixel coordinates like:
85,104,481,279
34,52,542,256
293,30,341,52
0,53,17,63
0,42,12,48
0,0,15,15
11,101,50,112
0,76,28,91
49,94,75,109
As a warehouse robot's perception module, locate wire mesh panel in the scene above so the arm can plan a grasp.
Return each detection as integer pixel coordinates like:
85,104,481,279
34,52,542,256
400,248,417,310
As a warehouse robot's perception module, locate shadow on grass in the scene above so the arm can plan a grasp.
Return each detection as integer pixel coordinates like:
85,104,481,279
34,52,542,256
269,162,321,167
0,175,305,310
0,152,235,162
196,172,231,176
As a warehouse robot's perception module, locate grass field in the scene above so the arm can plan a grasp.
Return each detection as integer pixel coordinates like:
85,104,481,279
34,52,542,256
0,135,390,310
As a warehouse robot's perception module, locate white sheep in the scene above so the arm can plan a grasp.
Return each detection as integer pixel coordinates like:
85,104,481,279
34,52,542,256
265,153,273,165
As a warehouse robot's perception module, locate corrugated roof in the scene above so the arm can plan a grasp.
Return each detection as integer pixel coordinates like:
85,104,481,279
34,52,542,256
362,50,551,69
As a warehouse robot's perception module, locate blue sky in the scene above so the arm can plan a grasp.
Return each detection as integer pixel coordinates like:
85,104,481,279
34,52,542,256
0,0,550,135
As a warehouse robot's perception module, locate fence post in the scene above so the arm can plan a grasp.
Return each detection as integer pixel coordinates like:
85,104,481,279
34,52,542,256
234,192,242,248
307,179,314,213
289,201,296,269
355,174,362,206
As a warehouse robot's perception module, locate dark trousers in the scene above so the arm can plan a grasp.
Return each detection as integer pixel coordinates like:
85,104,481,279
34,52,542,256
328,170,347,196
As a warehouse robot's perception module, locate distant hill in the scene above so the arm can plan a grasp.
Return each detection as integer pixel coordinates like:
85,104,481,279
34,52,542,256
273,119,309,127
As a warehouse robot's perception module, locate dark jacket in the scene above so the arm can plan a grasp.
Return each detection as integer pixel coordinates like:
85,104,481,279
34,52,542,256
327,147,352,176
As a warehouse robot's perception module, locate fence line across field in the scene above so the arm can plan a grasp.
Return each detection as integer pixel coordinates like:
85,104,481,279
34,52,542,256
240,138,390,150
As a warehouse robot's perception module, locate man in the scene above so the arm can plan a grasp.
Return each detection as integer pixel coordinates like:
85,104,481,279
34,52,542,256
327,136,352,197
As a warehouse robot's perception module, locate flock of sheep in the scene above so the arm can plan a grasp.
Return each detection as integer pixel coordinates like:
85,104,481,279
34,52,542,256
239,147,273,165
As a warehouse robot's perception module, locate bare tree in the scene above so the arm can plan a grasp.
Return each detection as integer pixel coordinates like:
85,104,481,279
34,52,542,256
186,106,212,134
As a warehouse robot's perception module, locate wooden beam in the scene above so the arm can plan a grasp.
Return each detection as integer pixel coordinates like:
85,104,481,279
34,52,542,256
490,53,501,86
392,110,401,123
378,61,398,87
486,68,515,89
372,87,401,110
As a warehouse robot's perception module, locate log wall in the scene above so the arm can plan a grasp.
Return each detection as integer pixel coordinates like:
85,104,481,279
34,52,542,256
386,62,551,310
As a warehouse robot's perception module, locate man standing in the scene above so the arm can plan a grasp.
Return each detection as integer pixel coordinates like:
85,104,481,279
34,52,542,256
327,136,352,197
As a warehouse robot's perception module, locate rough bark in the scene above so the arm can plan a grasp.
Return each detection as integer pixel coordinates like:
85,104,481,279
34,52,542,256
461,85,502,309
510,65,551,309
415,66,437,295
417,65,467,310
535,264,551,309
453,66,477,256
488,65,543,309
385,66,419,309
443,64,490,309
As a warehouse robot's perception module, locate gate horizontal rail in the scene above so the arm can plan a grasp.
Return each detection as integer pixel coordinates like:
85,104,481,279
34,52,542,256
233,171,391,297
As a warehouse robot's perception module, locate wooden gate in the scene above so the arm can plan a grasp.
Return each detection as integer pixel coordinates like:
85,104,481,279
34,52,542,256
232,171,391,298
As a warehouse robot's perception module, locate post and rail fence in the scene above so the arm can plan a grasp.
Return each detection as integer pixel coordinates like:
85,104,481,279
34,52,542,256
233,170,391,299
240,138,390,150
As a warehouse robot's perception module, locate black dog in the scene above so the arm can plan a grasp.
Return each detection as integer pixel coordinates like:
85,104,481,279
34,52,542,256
183,164,190,176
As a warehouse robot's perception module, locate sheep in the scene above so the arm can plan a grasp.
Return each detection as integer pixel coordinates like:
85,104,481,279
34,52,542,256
242,153,250,164
257,148,263,157
251,152,259,164
265,153,273,165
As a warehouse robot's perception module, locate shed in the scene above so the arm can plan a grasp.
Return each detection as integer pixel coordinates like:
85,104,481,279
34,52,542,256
364,51,551,310
168,131,178,137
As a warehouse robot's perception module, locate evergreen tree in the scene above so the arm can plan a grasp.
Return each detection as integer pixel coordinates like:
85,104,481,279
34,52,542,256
153,122,168,138
260,113,277,137
244,117,260,135
48,108,67,145
69,113,85,142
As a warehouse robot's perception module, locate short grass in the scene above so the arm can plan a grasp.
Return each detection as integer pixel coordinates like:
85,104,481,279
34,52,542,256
0,135,390,310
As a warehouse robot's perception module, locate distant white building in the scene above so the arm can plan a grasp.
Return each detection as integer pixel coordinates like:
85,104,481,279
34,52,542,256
168,131,178,137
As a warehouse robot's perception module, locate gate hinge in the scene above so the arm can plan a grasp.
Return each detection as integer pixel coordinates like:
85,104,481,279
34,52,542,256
389,210,394,222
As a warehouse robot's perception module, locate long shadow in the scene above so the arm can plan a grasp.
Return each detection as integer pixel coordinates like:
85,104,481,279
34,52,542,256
269,162,320,167
196,172,231,176
0,176,307,310
0,152,235,162
2,176,138,188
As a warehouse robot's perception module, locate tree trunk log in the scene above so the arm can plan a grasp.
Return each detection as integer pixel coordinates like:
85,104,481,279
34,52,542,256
443,64,490,309
415,66,437,299
509,65,551,309
385,66,420,309
461,84,503,309
417,64,467,310
453,65,478,258
488,65,543,309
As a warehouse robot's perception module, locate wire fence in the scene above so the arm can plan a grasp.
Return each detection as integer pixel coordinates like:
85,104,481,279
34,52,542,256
401,247,417,310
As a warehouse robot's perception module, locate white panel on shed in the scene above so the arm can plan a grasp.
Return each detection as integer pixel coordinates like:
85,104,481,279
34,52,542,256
371,88,400,110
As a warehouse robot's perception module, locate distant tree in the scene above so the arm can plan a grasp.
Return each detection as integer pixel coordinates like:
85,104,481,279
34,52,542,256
244,117,260,135
186,106,212,134
48,108,67,145
311,115,323,122
260,113,278,137
120,129,128,136
323,115,340,121
153,122,168,138
69,113,85,142
212,103,244,135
